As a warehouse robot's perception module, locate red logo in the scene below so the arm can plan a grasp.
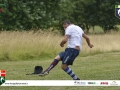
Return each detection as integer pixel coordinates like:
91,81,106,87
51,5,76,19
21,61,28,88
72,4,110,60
100,82,108,85
0,70,6,77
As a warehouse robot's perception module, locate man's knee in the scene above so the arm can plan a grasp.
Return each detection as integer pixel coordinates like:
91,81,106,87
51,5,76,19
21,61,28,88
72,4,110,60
55,55,61,61
61,64,68,70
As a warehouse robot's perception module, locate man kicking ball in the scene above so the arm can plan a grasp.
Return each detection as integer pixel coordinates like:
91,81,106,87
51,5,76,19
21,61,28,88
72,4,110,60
39,20,93,80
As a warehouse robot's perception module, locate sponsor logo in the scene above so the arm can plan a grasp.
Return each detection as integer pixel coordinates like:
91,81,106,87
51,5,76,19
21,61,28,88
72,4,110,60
110,81,118,86
74,81,86,85
115,5,120,19
0,70,6,85
100,82,108,85
88,82,96,84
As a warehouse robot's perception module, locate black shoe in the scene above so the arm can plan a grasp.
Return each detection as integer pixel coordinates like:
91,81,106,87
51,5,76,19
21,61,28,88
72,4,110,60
74,78,80,80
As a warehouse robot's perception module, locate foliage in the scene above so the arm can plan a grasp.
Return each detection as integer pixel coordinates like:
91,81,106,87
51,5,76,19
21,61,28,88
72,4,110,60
0,0,61,30
0,0,120,33
71,0,120,33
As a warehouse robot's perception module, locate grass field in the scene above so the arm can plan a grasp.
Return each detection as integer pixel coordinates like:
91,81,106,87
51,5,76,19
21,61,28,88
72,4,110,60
0,31,120,61
0,30,120,90
0,51,120,90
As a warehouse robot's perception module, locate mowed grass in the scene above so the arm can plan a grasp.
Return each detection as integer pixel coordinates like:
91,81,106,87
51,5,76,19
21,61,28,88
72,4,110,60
0,52,120,90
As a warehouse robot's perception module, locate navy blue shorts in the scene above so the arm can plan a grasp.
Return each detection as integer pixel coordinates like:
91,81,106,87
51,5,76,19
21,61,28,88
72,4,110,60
59,48,79,65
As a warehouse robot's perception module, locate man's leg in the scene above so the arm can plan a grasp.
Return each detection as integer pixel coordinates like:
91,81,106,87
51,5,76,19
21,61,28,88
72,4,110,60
45,55,61,72
61,48,80,80
39,55,61,76
61,64,80,80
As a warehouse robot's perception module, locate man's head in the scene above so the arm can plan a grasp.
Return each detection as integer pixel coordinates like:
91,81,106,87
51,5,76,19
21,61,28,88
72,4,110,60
62,20,71,30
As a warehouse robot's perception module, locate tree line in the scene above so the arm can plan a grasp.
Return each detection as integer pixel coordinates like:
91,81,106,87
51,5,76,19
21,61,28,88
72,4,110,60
0,0,119,33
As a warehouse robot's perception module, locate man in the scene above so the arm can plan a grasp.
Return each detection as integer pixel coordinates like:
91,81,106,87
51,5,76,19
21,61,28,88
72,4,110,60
39,20,93,80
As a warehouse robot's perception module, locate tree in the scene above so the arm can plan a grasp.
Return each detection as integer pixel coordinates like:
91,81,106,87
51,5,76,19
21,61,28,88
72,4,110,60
96,0,120,33
71,0,98,33
0,0,119,33
0,0,61,30
71,0,120,33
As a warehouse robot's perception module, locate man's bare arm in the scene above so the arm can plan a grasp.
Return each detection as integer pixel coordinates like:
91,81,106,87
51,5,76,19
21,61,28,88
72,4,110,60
60,35,70,47
82,33,93,48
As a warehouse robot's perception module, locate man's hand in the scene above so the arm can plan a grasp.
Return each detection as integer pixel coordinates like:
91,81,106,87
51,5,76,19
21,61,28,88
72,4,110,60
88,44,94,48
82,33,94,48
60,35,70,47
60,43,64,47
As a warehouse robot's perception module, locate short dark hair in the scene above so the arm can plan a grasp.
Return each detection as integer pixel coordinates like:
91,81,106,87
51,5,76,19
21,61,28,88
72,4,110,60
62,20,71,25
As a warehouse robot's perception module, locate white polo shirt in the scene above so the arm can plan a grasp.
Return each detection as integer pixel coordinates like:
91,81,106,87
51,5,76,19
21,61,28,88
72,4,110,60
65,24,84,50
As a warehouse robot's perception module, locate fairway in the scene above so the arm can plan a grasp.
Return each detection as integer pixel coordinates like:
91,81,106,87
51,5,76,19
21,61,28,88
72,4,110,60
0,52,120,90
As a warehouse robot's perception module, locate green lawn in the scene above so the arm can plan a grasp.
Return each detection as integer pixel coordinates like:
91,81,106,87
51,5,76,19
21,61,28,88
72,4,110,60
0,52,120,90
89,25,120,34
